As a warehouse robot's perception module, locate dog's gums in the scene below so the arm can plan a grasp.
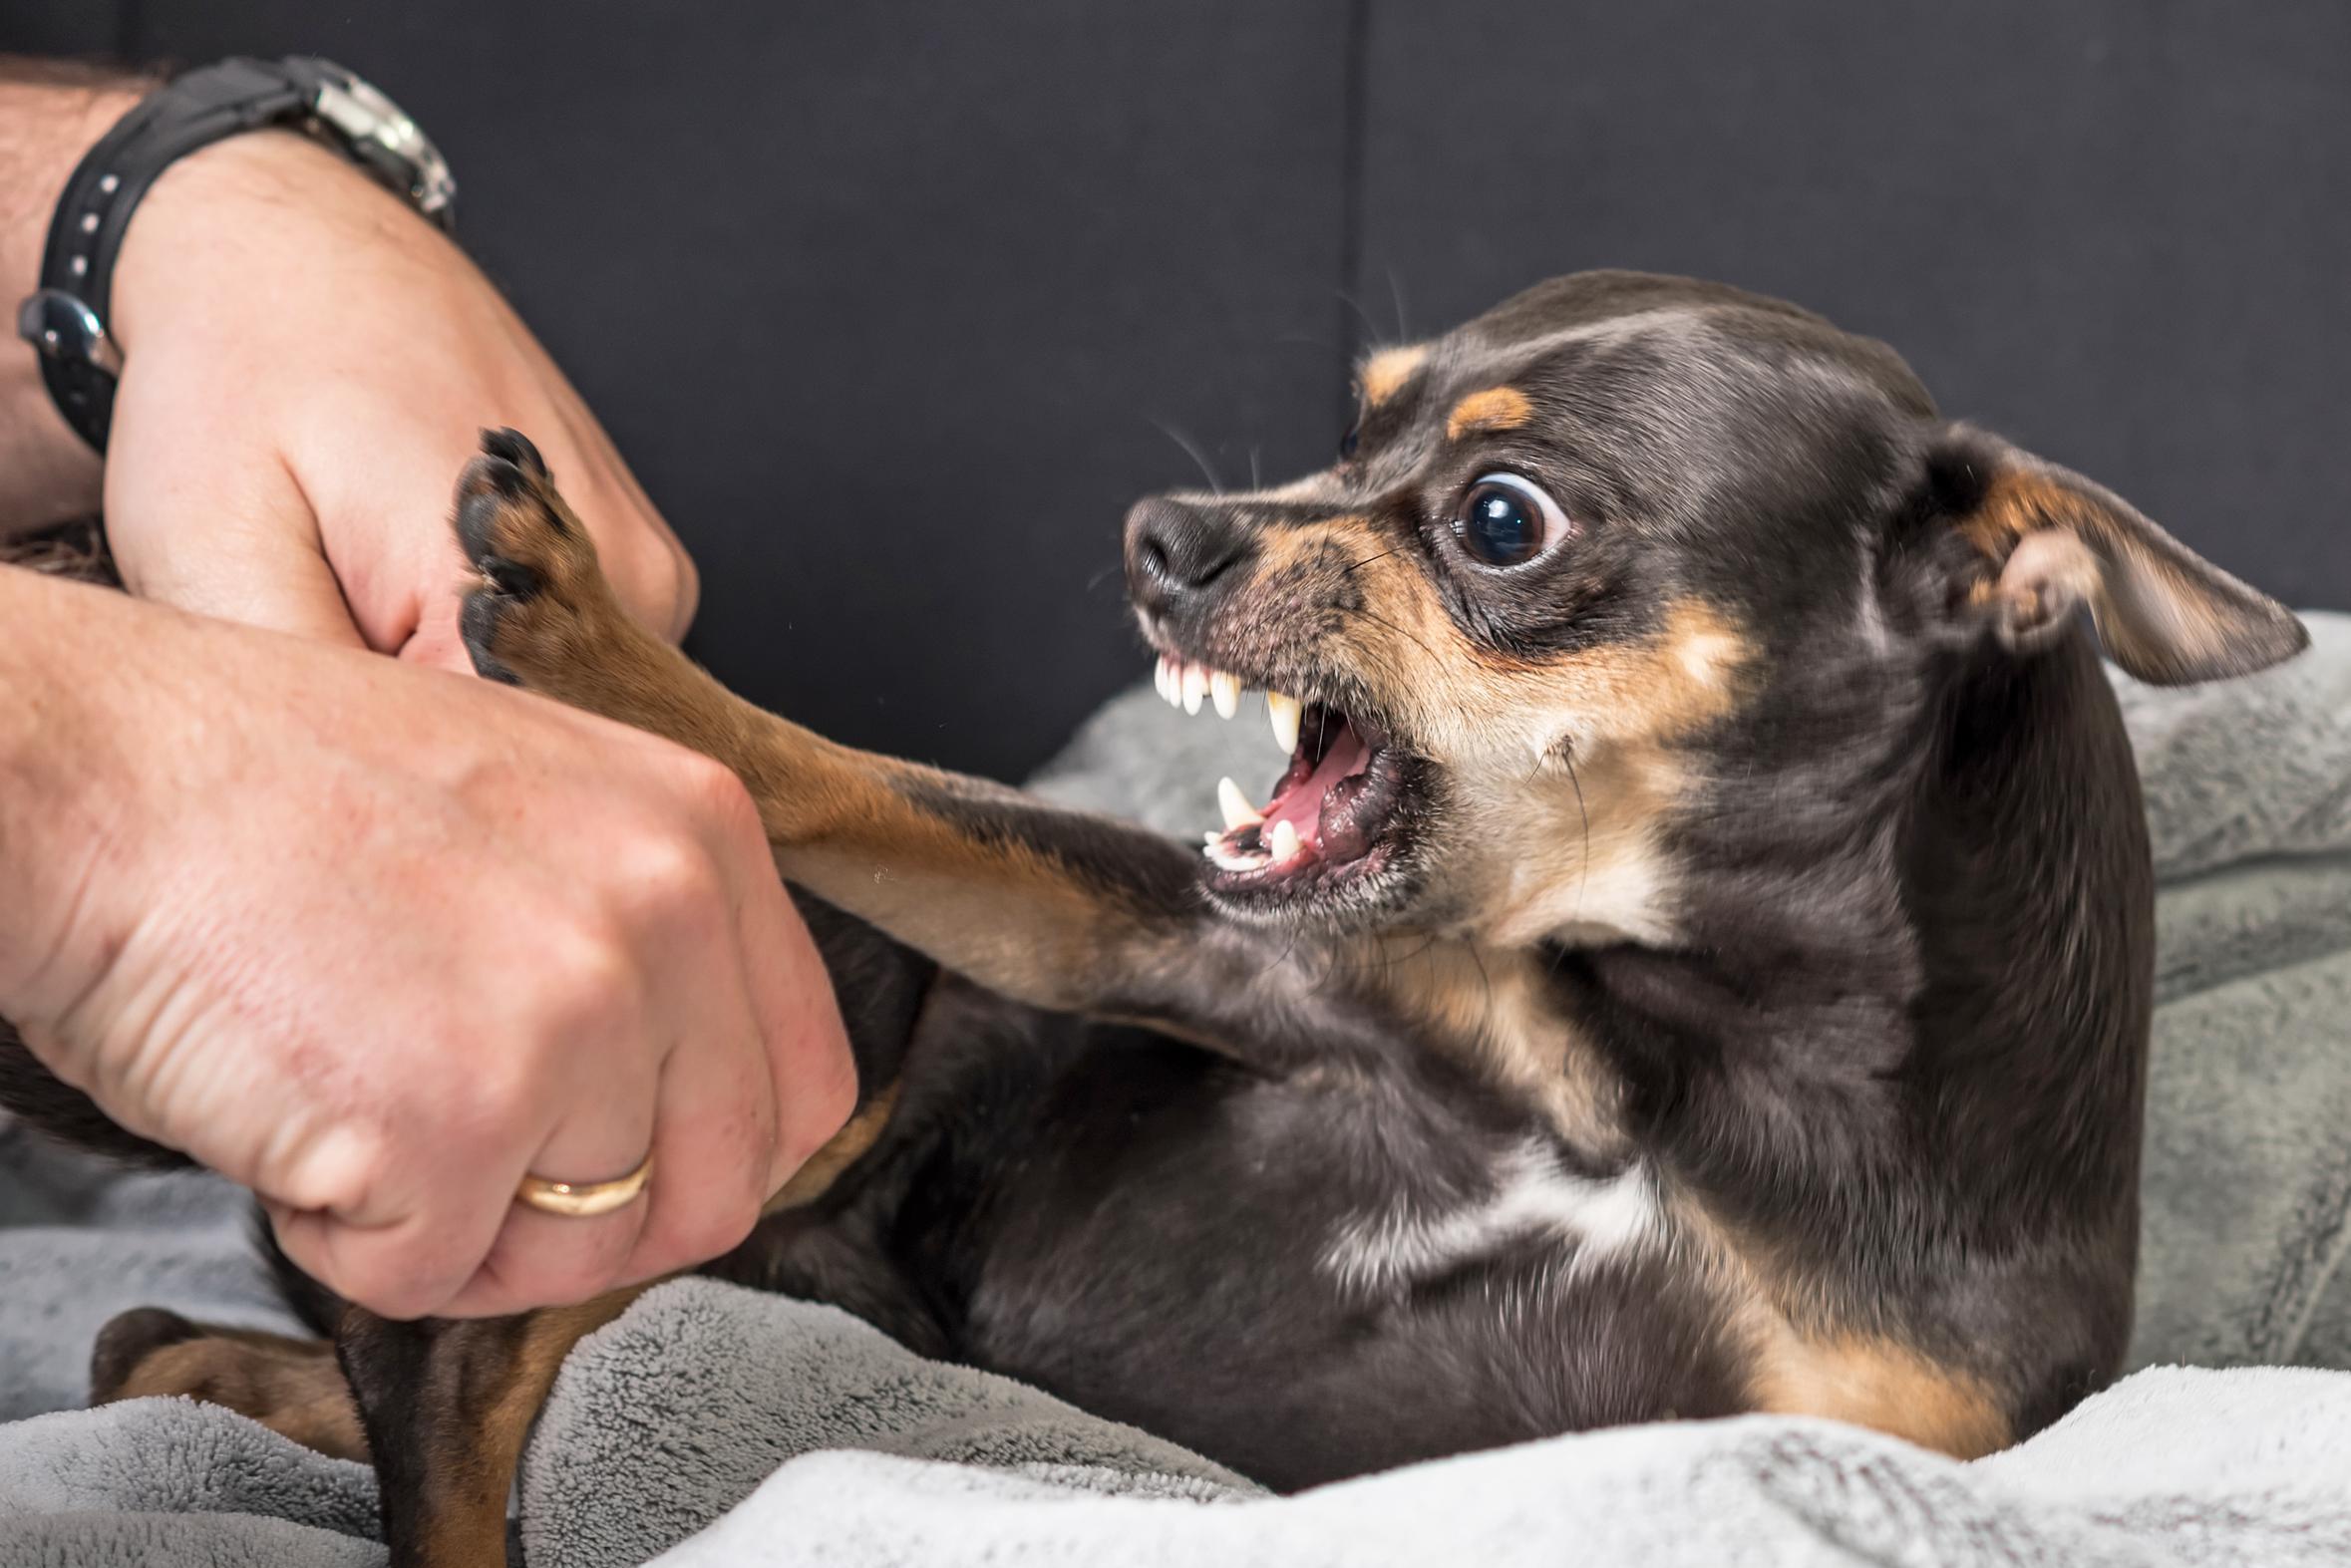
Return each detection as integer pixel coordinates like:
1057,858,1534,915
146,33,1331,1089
1153,656,1418,898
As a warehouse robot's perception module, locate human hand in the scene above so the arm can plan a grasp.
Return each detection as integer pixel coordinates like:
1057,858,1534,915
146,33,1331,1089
0,573,853,1319
98,125,694,667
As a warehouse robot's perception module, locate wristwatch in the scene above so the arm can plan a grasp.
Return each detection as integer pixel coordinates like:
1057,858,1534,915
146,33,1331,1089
15,56,457,456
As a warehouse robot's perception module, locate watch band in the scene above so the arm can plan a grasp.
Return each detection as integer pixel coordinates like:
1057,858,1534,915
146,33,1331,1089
15,56,456,456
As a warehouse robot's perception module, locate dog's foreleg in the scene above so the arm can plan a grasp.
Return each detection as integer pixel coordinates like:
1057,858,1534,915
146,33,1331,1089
448,432,1325,1043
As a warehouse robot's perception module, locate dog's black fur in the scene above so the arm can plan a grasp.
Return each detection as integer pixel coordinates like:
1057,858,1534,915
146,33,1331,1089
0,272,2308,1533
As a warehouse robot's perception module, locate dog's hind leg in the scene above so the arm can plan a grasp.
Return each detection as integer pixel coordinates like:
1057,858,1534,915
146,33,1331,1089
333,1294,643,1568
91,1308,371,1460
88,1295,635,1565
99,1295,655,1568
449,431,1343,1057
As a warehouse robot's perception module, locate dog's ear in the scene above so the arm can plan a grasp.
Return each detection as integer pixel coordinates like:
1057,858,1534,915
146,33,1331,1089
1922,425,2307,685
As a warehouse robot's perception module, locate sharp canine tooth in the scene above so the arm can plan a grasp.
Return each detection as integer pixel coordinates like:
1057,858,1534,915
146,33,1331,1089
1181,665,1206,715
1155,657,1173,703
1217,777,1263,829
1210,670,1240,720
1268,818,1302,862
1267,692,1302,755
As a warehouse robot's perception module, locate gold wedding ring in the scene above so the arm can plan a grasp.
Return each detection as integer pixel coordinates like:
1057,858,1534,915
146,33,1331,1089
515,1151,655,1218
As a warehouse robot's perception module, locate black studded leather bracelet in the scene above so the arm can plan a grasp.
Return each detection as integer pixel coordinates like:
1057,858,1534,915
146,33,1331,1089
15,56,456,455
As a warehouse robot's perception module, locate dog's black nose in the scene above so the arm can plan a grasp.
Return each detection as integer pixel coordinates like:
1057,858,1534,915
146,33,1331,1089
1125,496,1246,616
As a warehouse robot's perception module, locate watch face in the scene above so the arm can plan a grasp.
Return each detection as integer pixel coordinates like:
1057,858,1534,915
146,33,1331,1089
312,70,458,228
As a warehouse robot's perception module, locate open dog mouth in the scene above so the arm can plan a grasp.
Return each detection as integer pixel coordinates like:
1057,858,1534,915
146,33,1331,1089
1152,655,1417,901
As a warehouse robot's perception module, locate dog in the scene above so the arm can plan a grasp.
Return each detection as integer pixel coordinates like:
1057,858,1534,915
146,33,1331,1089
0,270,2307,1567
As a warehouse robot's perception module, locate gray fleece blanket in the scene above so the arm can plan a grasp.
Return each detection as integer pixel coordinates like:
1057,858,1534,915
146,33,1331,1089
5,616,2350,1567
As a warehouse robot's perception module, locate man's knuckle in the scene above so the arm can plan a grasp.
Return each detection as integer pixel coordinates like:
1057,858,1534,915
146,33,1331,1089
281,1126,395,1213
618,828,722,923
659,752,754,836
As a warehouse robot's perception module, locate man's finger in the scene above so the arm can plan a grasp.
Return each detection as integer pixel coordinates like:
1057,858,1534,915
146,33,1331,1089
269,1195,504,1322
615,987,779,1286
734,864,858,1194
437,1067,662,1318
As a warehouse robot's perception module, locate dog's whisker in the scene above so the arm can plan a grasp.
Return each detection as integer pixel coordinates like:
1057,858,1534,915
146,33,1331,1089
1334,288,1386,356
1564,748,1590,921
1149,418,1224,497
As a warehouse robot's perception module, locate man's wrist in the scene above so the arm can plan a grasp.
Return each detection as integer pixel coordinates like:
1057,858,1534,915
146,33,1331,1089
0,63,152,534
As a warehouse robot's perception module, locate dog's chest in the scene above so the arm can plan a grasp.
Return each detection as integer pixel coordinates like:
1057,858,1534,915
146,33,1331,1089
946,1046,1725,1487
1315,1134,1663,1298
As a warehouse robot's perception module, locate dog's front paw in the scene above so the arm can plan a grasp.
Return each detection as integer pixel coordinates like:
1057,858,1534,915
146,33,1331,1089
454,427,613,689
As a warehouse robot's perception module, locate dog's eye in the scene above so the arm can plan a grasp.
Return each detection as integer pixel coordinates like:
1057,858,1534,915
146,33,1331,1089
1338,422,1362,461
1452,472,1567,567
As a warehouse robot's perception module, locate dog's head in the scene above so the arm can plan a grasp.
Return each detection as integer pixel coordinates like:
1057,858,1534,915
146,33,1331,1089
1126,270,2305,943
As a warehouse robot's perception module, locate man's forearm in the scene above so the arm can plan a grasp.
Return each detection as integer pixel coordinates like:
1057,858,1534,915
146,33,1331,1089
0,60,153,536
0,564,139,1011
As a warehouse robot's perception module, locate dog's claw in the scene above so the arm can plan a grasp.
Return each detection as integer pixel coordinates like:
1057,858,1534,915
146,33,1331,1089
480,427,546,479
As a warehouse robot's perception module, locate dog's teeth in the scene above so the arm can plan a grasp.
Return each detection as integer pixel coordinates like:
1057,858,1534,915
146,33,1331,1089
1209,670,1240,720
1267,692,1302,755
1268,819,1302,863
1154,657,1174,704
1216,777,1263,829
1181,665,1207,716
1202,839,1271,872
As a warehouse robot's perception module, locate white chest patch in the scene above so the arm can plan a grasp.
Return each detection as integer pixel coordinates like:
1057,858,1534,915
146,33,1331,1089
1319,1140,1661,1297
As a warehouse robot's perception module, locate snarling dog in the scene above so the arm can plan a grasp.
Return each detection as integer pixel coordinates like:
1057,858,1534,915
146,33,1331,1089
2,270,2306,1566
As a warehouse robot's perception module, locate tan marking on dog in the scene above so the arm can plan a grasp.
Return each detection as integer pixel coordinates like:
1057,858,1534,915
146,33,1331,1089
1446,386,1534,441
1359,344,1429,407
416,1290,650,1568
1668,1197,2011,1459
1955,464,2299,684
1357,935,1632,1153
767,1079,902,1213
1207,495,1749,946
101,1325,368,1460
1750,1336,2011,1457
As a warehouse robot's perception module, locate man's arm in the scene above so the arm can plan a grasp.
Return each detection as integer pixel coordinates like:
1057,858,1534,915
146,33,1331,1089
0,52,694,661
0,52,856,1320
0,60,147,533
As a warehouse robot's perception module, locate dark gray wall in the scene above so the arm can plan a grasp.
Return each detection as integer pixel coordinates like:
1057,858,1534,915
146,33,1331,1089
8,3,2344,780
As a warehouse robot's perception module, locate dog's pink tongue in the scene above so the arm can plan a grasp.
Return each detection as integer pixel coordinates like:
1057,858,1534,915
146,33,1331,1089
1266,724,1373,852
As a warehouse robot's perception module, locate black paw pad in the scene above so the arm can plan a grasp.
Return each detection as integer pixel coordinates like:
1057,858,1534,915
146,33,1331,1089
461,590,522,686
454,463,531,564
481,554,541,600
91,1306,197,1402
480,427,547,479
